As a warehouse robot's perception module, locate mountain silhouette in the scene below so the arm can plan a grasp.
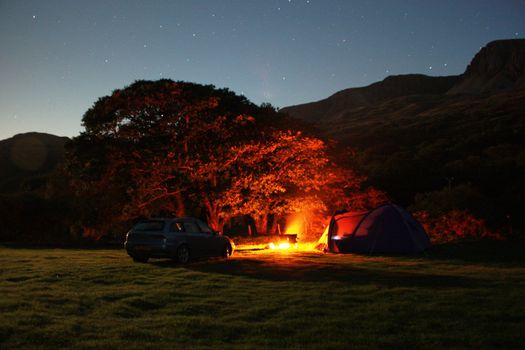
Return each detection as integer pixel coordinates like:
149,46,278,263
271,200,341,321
281,74,460,124
282,39,525,129
0,132,69,193
449,39,525,94
282,39,525,230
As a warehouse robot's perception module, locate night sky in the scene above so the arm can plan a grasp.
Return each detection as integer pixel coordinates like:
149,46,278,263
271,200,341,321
1,0,524,140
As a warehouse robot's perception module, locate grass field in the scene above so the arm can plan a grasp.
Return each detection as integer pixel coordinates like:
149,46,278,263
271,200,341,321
1,241,524,349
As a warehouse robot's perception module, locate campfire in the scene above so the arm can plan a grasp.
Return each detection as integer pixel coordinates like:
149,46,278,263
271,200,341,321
267,216,303,250
268,234,298,250
235,214,322,253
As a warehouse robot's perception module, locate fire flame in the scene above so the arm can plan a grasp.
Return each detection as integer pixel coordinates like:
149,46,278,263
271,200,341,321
267,215,304,250
268,242,291,250
285,215,304,235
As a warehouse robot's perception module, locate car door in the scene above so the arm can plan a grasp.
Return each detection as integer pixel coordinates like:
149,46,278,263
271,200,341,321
196,220,223,256
182,220,207,257
168,221,185,253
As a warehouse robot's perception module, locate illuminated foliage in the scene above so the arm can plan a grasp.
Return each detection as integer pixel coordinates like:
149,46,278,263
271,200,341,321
414,210,502,243
216,130,381,235
66,80,265,236
66,79,377,238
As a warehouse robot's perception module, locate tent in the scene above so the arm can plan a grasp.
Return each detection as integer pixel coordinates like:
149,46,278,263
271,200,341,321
318,204,431,254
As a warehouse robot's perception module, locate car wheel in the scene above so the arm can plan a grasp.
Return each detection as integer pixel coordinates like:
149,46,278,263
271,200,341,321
132,255,149,263
223,244,232,258
177,245,190,263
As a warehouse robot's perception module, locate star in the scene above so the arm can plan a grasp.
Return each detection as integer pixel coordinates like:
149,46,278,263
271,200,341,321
32,15,36,19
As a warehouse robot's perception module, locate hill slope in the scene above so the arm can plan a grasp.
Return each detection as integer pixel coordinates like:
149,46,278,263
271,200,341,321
282,39,525,231
449,39,525,94
0,132,69,193
281,74,460,124
282,39,525,136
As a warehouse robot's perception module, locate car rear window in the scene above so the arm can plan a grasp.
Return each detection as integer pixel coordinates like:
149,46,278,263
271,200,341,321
133,220,165,231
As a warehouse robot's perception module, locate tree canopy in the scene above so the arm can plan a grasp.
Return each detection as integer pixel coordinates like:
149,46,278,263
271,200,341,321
66,79,378,239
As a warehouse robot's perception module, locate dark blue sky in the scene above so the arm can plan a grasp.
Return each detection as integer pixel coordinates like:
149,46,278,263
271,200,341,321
1,0,524,139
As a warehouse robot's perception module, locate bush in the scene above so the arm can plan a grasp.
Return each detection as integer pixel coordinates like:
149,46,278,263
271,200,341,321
414,210,502,243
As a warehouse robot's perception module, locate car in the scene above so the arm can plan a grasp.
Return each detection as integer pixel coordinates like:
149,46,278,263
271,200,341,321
124,217,235,263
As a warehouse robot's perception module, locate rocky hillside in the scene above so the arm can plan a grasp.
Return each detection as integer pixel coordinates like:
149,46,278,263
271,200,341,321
449,39,525,94
282,39,525,132
281,74,460,124
281,39,525,232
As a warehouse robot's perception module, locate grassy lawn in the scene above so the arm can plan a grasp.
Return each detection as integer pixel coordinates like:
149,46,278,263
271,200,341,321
1,242,524,349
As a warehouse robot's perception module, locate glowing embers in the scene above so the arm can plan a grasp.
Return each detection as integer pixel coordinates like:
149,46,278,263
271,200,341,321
268,241,292,250
267,234,298,250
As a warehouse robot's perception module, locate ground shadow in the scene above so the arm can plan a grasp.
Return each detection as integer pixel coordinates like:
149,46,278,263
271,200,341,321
421,238,525,265
151,252,481,288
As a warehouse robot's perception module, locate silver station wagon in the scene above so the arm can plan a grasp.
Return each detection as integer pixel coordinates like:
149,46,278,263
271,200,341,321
124,217,235,263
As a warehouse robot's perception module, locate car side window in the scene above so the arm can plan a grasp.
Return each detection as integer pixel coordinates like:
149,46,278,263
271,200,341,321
183,222,200,233
196,221,212,234
170,222,184,233
133,220,165,231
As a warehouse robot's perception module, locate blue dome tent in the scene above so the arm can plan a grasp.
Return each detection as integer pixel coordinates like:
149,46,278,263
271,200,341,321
321,204,431,254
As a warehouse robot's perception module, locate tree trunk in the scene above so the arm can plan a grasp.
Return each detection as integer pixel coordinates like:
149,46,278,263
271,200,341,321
267,215,277,235
203,197,221,231
175,191,186,217
255,214,268,235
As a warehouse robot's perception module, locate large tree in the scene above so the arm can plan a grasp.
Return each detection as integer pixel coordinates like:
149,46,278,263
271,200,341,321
220,130,380,235
66,80,269,237
66,79,381,239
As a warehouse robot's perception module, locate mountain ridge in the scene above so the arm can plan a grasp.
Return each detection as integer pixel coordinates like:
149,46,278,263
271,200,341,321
0,132,69,193
281,38,525,231
281,39,525,126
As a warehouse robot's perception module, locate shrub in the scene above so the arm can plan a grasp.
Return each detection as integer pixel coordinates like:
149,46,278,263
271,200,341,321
414,210,502,243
